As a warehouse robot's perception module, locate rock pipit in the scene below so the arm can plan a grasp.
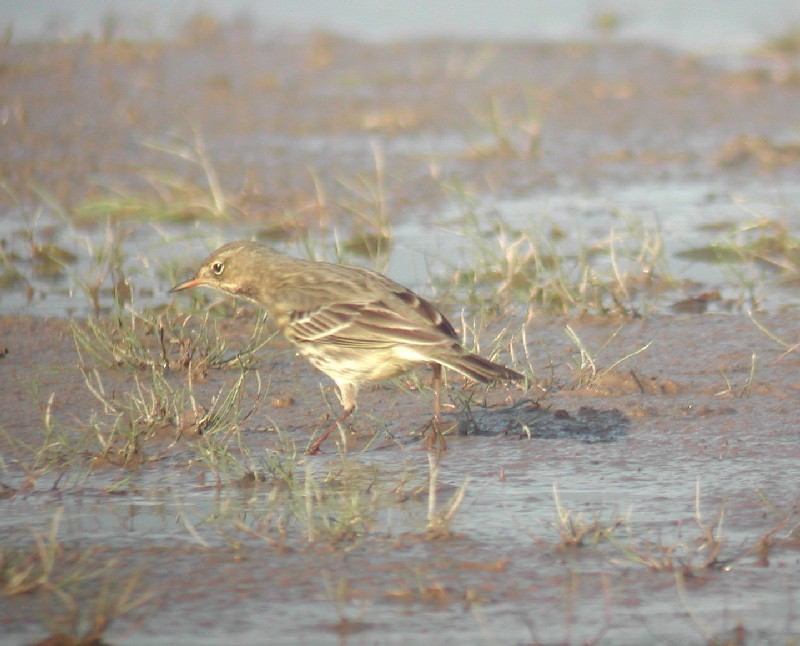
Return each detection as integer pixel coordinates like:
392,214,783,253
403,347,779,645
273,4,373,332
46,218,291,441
171,240,523,453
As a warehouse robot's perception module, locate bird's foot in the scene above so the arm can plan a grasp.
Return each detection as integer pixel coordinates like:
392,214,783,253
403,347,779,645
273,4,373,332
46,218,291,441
424,418,449,453
306,418,339,455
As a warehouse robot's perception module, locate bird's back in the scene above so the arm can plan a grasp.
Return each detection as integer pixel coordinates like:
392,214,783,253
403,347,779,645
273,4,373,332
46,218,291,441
251,250,458,343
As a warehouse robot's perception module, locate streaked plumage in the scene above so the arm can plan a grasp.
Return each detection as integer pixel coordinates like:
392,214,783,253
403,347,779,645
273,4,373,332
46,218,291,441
171,240,523,453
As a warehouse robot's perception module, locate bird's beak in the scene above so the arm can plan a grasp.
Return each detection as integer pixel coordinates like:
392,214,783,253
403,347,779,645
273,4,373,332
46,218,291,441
169,275,206,293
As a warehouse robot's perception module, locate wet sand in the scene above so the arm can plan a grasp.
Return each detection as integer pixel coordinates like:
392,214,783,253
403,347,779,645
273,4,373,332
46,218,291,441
1,24,800,645
1,311,799,643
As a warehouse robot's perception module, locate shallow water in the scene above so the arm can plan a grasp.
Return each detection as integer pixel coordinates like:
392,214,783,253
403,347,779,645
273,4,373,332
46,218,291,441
4,178,800,318
2,312,800,644
3,422,798,643
1,20,800,645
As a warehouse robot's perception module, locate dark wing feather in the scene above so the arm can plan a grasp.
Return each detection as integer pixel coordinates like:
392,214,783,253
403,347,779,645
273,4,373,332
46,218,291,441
286,300,454,349
391,290,458,340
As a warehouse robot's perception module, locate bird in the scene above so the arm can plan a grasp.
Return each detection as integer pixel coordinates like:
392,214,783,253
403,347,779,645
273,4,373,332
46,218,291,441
170,240,523,453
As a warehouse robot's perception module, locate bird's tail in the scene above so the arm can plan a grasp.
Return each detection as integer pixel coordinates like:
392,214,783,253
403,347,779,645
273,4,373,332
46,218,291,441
439,349,523,384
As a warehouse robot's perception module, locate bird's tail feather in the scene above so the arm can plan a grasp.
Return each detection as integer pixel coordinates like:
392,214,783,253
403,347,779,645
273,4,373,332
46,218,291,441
439,351,523,384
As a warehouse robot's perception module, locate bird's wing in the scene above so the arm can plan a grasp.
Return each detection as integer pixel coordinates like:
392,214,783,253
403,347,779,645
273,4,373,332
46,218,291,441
285,300,454,349
390,289,458,339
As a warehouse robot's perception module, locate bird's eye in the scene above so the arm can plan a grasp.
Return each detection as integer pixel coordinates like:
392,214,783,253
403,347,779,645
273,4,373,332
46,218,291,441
211,261,225,275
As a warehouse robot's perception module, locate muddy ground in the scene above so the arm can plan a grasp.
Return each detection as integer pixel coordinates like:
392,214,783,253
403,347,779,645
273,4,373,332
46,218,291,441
1,21,800,645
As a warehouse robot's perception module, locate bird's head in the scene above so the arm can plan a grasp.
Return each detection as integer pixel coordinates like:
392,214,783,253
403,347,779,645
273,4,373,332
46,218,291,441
170,240,269,301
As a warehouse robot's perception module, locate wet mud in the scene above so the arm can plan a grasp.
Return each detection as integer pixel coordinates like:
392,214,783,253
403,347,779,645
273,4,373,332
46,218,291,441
2,311,799,644
1,24,800,645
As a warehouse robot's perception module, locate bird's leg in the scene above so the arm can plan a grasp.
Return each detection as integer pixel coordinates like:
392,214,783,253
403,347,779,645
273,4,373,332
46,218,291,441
307,404,354,455
425,363,448,452
307,382,358,455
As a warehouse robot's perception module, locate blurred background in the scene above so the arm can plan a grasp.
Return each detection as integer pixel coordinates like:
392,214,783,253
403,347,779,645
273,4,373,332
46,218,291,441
4,0,800,52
